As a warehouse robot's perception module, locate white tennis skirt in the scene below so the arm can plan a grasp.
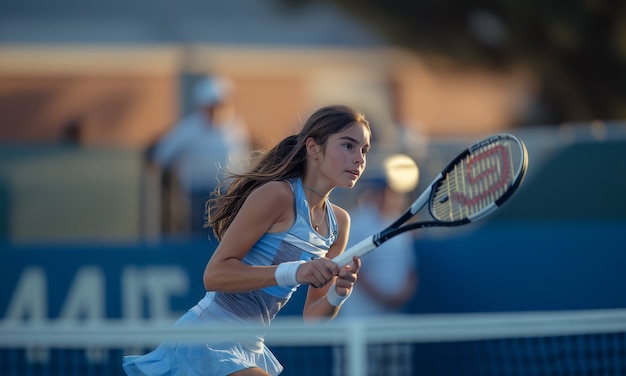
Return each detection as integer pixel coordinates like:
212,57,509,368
122,311,283,376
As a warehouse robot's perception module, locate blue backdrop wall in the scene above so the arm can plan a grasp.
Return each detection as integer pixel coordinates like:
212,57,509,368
3,221,625,323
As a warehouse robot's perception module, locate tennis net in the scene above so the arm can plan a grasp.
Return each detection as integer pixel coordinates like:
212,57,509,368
1,309,625,376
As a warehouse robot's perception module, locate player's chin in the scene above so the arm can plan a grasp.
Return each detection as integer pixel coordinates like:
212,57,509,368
342,172,361,188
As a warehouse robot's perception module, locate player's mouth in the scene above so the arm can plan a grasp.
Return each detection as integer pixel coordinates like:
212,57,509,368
347,169,360,180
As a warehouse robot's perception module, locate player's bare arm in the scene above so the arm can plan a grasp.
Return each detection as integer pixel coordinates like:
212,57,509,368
203,181,293,292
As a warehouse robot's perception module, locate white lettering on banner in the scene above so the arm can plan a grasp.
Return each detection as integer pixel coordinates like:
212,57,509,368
59,266,105,322
4,265,191,323
122,266,143,320
122,266,189,321
3,264,191,364
5,267,47,322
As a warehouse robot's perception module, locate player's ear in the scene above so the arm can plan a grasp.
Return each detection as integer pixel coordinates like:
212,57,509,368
305,137,322,159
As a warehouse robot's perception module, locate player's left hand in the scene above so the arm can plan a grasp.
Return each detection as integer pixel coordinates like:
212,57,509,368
334,256,360,297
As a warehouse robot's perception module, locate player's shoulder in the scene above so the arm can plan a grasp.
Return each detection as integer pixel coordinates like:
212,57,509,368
330,203,350,227
249,180,294,204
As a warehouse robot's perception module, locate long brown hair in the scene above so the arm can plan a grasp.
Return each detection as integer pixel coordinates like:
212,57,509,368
206,105,370,240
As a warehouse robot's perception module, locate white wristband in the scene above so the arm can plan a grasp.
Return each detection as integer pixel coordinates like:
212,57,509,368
275,261,305,287
326,283,351,307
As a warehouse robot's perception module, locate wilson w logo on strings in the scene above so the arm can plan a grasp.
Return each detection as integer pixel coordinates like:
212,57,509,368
452,145,511,207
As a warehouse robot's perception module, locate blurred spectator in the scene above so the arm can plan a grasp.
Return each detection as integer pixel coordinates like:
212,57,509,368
337,154,419,376
60,117,85,145
152,75,250,238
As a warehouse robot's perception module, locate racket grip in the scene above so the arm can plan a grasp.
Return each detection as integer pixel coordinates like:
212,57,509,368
332,236,376,267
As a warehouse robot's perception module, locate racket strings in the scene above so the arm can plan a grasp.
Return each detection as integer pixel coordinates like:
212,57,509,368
432,140,515,221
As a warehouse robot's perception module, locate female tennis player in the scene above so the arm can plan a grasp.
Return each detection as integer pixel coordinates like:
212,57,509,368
123,105,371,375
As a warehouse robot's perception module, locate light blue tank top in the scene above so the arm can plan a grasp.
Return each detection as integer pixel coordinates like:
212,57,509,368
191,177,338,349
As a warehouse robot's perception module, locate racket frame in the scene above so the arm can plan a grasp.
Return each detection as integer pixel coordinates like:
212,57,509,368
332,133,527,267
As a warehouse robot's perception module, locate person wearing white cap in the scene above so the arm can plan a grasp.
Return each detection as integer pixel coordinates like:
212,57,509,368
153,75,250,237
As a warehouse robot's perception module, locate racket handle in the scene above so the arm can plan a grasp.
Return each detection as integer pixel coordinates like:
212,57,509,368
332,236,377,267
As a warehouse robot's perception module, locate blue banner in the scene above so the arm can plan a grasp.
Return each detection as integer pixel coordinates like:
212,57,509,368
3,222,626,325
1,240,211,323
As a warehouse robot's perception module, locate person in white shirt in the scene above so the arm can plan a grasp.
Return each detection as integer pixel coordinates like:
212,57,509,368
152,75,250,237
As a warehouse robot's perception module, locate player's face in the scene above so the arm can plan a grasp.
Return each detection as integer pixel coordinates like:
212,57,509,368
320,123,370,189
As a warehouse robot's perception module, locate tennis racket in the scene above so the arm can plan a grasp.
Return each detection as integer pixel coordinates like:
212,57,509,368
332,133,528,267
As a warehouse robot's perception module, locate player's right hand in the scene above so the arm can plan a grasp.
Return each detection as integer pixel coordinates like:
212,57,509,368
296,259,340,289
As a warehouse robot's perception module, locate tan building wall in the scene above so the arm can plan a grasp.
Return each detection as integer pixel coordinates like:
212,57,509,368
0,44,534,242
0,45,533,150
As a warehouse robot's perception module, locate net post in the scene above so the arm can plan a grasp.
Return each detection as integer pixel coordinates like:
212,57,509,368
345,320,366,376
